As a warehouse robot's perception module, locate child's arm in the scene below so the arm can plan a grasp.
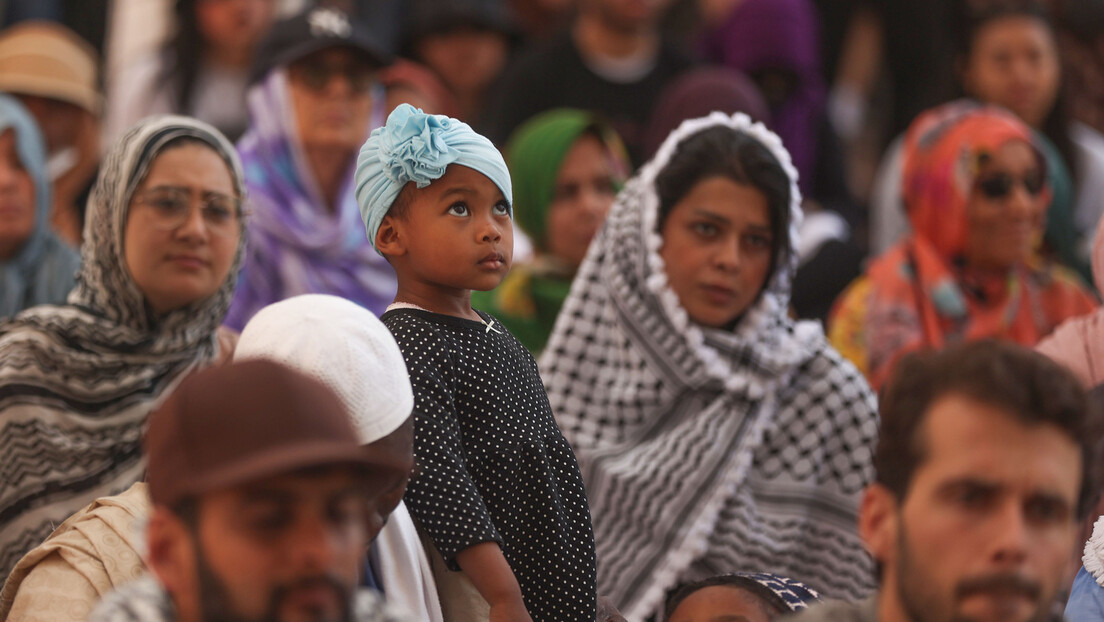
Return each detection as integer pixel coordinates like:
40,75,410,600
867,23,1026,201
455,542,533,622
384,317,532,619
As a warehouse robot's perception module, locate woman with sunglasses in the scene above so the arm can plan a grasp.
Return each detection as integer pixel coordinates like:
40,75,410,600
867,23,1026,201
0,114,246,579
829,100,1097,390
224,7,398,329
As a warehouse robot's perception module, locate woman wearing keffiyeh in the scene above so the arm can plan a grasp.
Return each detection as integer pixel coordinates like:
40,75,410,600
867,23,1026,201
540,112,878,619
829,101,1097,391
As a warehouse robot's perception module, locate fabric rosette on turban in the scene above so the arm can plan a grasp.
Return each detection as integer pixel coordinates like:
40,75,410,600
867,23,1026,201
355,103,512,252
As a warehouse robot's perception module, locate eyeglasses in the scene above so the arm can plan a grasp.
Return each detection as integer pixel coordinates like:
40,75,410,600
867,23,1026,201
975,172,1047,200
134,186,243,238
288,57,376,94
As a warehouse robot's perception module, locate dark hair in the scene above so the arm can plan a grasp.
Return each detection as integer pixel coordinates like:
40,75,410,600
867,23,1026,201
159,0,205,116
877,339,1102,518
655,126,792,283
954,0,1078,183
663,575,786,622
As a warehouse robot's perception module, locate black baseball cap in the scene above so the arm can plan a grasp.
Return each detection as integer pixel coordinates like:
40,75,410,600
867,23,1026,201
250,6,394,84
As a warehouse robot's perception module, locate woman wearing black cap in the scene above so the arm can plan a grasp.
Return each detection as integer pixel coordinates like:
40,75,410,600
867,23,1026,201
224,6,399,330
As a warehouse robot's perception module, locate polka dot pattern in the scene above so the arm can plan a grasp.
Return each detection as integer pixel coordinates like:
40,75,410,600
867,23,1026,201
382,308,597,622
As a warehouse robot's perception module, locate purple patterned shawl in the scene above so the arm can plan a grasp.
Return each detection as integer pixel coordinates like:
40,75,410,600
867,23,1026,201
225,69,394,329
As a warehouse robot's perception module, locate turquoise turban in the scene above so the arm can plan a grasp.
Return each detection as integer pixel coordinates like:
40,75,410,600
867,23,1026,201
355,103,513,252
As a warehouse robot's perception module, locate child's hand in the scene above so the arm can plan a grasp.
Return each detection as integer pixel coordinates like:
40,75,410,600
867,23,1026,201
489,598,534,622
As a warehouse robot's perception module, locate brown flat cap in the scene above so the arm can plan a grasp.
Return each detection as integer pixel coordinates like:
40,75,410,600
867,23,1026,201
145,359,374,507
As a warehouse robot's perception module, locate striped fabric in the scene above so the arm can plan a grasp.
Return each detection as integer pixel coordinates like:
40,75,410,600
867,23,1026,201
0,115,245,577
540,112,879,620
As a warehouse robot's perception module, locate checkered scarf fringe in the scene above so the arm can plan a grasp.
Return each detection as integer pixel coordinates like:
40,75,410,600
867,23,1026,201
540,113,878,619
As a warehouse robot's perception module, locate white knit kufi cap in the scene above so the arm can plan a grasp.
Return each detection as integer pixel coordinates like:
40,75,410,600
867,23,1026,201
234,294,413,443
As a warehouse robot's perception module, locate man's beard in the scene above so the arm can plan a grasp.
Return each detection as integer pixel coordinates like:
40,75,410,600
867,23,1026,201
193,543,355,622
895,521,1049,622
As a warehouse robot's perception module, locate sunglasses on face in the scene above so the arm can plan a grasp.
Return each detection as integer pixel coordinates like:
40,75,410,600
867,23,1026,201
288,57,376,94
974,171,1047,200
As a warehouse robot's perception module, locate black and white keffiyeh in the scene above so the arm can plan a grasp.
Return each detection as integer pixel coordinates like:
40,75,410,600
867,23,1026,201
0,115,246,577
540,112,878,619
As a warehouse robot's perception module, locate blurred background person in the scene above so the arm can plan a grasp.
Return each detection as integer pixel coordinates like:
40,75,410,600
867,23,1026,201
473,108,629,354
0,94,79,318
107,0,276,144
0,20,102,245
225,6,397,329
486,0,691,164
830,102,1097,390
379,58,460,118
870,1,1104,283
401,0,516,130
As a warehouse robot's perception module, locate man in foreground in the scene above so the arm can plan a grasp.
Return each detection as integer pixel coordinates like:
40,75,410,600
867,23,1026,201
89,359,411,622
790,339,1100,622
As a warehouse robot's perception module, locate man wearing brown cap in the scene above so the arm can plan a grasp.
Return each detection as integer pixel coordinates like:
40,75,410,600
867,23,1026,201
86,359,412,622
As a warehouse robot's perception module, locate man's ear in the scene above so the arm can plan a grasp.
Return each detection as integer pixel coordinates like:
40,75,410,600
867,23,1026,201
146,506,195,596
375,214,406,258
859,483,899,565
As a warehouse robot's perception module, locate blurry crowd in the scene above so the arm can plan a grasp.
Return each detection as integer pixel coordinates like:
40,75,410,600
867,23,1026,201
0,0,1104,621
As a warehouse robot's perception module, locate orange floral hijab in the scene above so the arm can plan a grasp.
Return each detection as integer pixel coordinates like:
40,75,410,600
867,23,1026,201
830,101,1096,389
902,100,1048,259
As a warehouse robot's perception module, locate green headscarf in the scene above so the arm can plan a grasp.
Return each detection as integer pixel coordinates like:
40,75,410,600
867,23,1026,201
506,108,629,249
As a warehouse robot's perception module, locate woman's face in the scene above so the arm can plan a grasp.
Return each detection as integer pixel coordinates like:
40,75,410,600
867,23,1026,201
0,129,36,260
287,47,375,155
965,139,1047,271
659,176,774,329
124,142,240,315
962,15,1060,128
196,0,275,55
544,134,619,269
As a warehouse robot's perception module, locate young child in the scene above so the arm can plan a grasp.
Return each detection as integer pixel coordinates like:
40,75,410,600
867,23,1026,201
355,104,597,622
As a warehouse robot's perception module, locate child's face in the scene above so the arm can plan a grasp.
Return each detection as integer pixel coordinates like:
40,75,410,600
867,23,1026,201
396,164,513,293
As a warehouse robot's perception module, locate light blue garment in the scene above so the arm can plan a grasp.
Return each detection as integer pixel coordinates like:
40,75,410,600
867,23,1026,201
355,103,512,253
0,94,79,317
1066,566,1104,622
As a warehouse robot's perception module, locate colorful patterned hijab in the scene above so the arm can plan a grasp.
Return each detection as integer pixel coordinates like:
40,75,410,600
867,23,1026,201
540,112,878,618
0,115,246,577
0,94,80,317
226,69,395,329
830,101,1097,389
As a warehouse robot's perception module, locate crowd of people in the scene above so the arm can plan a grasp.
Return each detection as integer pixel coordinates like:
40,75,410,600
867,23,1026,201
1,0,1104,621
